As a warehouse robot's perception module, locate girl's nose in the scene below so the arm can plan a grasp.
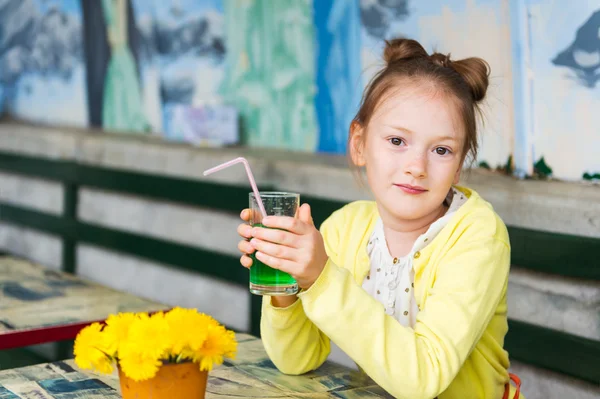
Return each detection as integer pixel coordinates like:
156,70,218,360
404,152,427,179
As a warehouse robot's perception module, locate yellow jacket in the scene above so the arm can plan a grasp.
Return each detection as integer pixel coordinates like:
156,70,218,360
261,187,521,399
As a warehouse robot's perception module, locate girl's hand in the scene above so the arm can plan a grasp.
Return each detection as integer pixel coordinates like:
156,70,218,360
236,207,307,308
236,209,255,269
249,204,328,289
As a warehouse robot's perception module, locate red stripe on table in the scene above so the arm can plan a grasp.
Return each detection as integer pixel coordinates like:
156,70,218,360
0,320,106,351
0,310,169,351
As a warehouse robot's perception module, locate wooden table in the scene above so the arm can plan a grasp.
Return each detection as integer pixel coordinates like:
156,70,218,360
0,333,393,398
0,256,169,350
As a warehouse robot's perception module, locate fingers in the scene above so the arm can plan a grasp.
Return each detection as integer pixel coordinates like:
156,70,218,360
240,209,255,270
238,239,255,255
254,250,296,273
240,254,253,269
251,226,297,248
261,215,308,234
237,223,253,239
297,203,314,226
250,238,298,262
238,234,255,271
242,208,263,224
240,209,252,222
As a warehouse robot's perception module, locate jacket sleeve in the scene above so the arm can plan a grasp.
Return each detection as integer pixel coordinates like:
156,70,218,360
260,207,346,375
297,223,510,399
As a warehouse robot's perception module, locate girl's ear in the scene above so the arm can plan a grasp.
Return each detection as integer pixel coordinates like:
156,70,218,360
349,121,366,167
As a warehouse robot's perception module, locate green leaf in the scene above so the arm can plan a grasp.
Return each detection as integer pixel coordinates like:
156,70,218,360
533,157,553,178
478,161,491,170
582,172,600,180
503,155,514,175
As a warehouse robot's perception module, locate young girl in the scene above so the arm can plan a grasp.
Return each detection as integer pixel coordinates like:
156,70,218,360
237,38,522,399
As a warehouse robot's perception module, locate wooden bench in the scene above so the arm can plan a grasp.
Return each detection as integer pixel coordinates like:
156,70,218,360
0,150,598,384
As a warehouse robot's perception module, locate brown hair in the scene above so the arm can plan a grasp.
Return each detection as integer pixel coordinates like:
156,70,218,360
350,38,490,164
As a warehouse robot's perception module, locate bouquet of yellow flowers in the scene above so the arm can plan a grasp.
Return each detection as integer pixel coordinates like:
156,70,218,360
73,307,237,382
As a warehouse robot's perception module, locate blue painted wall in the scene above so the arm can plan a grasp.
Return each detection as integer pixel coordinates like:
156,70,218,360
0,0,597,180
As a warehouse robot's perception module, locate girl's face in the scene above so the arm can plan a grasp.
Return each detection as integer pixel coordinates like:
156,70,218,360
350,86,466,226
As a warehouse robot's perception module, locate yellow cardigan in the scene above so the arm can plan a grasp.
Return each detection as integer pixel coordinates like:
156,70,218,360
261,187,521,399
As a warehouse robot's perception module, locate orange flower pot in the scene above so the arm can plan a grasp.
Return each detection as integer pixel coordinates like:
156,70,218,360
119,362,208,399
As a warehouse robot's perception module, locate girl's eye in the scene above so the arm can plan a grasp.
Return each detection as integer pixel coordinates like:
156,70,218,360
435,147,451,156
389,137,404,146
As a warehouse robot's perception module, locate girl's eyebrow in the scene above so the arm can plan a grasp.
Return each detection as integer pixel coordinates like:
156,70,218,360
384,125,458,142
384,125,414,134
435,135,459,142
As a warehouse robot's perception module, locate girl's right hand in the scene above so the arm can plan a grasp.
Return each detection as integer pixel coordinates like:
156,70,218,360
238,208,299,307
237,209,255,269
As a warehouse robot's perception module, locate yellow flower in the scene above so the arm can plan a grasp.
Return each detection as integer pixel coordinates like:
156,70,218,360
126,312,170,360
197,313,221,329
222,329,237,359
84,307,240,378
164,307,209,360
102,312,137,357
92,356,114,375
118,342,162,382
194,325,237,371
74,323,114,374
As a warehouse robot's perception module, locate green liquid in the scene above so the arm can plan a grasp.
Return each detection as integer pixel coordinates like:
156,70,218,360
249,224,297,287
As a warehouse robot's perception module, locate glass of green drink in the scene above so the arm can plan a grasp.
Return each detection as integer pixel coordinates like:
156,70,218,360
249,192,299,296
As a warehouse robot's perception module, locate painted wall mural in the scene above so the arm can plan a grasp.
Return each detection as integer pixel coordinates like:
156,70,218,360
0,0,597,181
220,0,317,151
153,0,228,141
81,0,154,133
313,0,362,153
522,1,600,181
553,10,600,89
0,0,88,127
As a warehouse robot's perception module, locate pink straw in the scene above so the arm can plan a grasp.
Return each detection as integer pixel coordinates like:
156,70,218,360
202,157,267,219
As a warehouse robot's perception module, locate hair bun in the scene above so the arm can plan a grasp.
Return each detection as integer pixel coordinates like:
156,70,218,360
383,39,490,102
429,52,451,68
429,52,490,102
450,57,490,102
383,38,428,66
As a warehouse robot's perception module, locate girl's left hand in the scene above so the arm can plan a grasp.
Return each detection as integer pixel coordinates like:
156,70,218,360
249,203,328,289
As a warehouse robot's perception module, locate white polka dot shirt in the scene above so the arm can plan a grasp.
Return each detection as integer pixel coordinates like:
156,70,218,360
361,188,469,327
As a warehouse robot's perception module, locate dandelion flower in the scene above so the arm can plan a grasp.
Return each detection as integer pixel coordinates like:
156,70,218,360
165,307,209,360
103,312,137,357
73,323,113,374
118,342,162,381
126,312,170,360
195,325,237,371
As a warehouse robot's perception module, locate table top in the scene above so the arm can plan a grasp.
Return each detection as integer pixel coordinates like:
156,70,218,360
0,256,169,349
0,333,393,398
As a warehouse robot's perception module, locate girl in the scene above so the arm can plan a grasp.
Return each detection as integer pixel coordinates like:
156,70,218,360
237,38,522,399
